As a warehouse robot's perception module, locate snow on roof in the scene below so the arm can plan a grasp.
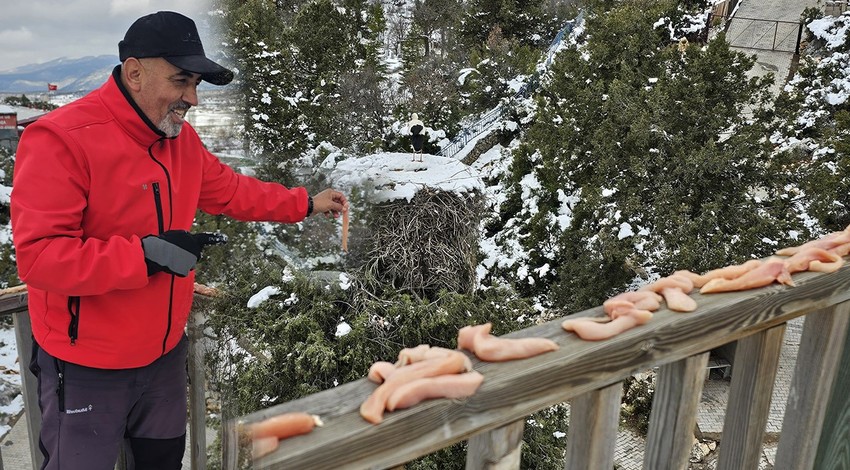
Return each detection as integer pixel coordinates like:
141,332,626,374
329,152,484,203
0,105,48,121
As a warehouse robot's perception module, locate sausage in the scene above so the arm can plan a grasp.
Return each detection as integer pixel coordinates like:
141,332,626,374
341,207,350,252
458,323,558,362
830,241,850,257
783,247,842,274
385,371,485,411
248,412,323,440
360,352,470,424
776,230,850,256
396,345,472,370
251,436,280,459
700,258,791,293
396,345,432,366
661,288,697,312
603,291,661,317
674,260,762,288
672,270,705,288
367,361,397,384
457,323,491,351
640,274,694,294
471,335,559,362
561,309,653,341
640,275,696,312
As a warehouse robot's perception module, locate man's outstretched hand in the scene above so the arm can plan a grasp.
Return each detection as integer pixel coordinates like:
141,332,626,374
310,189,348,218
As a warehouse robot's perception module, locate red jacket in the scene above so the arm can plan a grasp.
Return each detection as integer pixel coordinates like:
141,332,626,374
11,67,308,369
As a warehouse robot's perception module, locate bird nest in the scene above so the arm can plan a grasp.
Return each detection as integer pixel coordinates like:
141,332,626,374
363,188,482,296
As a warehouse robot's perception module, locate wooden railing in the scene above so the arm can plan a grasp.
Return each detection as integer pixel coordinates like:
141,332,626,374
235,265,850,469
0,288,212,470
3,263,850,469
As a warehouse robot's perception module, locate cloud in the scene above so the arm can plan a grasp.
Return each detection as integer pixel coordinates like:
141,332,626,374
0,27,34,47
109,0,152,17
0,0,217,71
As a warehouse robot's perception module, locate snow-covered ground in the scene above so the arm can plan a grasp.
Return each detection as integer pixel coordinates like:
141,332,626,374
0,323,24,440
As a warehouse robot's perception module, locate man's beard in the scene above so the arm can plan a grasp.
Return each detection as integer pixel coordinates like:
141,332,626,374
158,102,190,137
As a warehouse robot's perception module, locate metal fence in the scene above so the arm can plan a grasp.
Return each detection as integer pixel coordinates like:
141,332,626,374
720,15,803,54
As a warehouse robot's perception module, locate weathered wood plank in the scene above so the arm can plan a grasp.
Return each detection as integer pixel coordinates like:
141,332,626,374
643,352,709,470
774,302,850,470
243,265,850,470
564,382,622,470
465,419,524,470
813,312,850,469
0,291,28,315
717,325,785,470
222,418,240,470
187,308,207,470
12,309,42,470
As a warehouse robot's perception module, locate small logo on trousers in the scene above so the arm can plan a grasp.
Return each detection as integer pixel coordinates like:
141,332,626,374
66,405,93,414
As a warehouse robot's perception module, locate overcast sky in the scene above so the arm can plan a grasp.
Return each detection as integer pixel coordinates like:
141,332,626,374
0,0,221,73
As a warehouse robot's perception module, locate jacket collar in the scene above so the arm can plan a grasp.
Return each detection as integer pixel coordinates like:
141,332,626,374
104,65,169,144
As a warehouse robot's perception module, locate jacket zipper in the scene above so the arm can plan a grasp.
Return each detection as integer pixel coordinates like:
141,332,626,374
152,182,165,234
148,139,175,357
67,296,80,345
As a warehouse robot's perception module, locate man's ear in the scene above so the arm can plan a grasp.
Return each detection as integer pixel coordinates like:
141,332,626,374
122,58,144,92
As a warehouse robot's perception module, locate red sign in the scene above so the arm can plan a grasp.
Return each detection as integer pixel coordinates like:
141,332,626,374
0,114,16,130
47,83,58,91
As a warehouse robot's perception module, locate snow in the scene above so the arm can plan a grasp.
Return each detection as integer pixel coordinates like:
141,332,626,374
328,153,484,203
247,286,282,308
808,16,850,50
335,321,352,337
338,273,351,290
0,326,22,440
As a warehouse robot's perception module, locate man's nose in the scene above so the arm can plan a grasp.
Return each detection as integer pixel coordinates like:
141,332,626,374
183,83,199,107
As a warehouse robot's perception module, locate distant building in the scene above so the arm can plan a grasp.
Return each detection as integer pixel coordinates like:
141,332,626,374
0,106,16,152
0,105,48,153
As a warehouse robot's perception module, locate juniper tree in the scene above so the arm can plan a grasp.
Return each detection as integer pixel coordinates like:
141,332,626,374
484,0,804,311
771,8,850,232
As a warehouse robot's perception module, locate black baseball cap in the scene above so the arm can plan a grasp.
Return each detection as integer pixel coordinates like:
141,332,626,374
118,11,234,86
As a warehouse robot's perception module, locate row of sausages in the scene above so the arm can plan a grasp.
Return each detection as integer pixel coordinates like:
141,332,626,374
245,322,560,458
360,322,559,424
244,227,850,458
562,227,850,340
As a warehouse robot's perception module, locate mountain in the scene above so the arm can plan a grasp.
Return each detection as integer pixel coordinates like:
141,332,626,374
0,55,118,93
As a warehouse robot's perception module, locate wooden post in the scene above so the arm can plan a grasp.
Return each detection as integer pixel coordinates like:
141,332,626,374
643,352,709,470
775,302,850,470
564,381,622,469
187,308,207,470
716,324,785,470
813,304,850,469
221,418,240,470
466,419,524,470
12,308,42,470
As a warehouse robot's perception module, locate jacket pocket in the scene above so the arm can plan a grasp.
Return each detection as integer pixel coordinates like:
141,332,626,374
54,356,66,412
67,296,80,345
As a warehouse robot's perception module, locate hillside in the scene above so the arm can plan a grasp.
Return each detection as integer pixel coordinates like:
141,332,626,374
0,55,118,93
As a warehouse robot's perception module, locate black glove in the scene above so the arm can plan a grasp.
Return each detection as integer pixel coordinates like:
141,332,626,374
142,231,228,277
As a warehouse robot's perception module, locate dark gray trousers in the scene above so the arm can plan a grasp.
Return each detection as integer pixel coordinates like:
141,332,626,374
30,336,189,470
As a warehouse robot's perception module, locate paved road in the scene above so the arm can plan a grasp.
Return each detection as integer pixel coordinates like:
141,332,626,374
725,0,821,97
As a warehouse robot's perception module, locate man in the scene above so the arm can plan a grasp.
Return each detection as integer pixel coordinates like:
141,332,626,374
10,11,347,469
